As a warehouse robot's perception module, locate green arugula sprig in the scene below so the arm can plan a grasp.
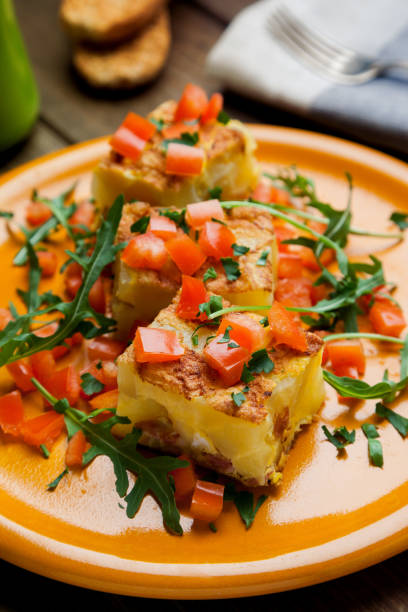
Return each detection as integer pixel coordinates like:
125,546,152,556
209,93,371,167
32,378,187,535
0,195,126,366
224,482,267,529
362,423,383,467
322,425,355,450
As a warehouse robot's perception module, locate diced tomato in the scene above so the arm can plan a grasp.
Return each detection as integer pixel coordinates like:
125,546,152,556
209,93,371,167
176,275,208,320
175,83,208,122
89,388,119,411
122,111,156,141
148,214,178,241
190,480,224,523
275,277,313,308
359,285,393,312
69,201,94,234
0,308,12,330
65,430,87,468
326,339,365,375
0,390,24,436
25,201,52,227
311,282,330,305
134,327,184,363
271,187,291,205
165,143,205,176
198,221,235,260
203,335,249,386
218,313,269,353
308,220,327,234
296,245,335,271
121,232,168,271
268,301,308,352
185,200,225,229
333,364,359,379
369,301,406,337
162,122,198,140
110,125,146,161
37,250,58,278
30,351,56,386
34,322,82,359
169,454,197,502
7,360,35,393
46,365,80,406
278,253,303,279
87,337,125,361
65,275,82,299
252,178,291,205
200,93,223,124
20,410,65,449
88,276,106,313
65,262,82,278
166,234,206,275
274,223,296,252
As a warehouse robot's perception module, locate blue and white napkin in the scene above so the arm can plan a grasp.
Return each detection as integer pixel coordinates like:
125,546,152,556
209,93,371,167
206,0,408,154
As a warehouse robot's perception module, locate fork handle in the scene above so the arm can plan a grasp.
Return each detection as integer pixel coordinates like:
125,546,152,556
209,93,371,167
376,60,408,73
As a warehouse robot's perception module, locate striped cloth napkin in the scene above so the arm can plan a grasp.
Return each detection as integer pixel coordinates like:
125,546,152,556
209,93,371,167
206,0,408,154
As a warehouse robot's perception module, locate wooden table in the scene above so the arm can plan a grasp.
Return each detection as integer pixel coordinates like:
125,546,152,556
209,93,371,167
1,1,407,609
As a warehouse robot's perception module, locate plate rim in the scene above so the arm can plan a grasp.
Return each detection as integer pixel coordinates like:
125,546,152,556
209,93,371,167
1,125,408,599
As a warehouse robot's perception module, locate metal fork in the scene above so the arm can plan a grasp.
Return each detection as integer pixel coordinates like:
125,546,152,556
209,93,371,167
266,5,408,85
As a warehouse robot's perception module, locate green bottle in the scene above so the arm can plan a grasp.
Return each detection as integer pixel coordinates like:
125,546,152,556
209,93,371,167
0,0,39,151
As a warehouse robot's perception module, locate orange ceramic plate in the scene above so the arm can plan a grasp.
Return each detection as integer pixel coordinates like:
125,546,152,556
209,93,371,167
0,127,408,600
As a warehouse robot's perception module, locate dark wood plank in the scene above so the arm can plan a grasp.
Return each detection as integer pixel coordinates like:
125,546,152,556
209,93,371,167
13,0,222,143
195,0,255,23
0,120,69,173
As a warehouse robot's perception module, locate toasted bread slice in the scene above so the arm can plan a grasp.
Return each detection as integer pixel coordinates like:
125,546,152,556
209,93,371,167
116,296,324,486
73,10,171,89
93,99,259,210
112,202,277,338
60,0,167,44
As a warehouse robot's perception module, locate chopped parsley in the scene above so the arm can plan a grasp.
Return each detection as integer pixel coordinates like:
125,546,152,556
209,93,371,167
203,267,217,282
211,217,227,226
259,317,269,327
0,211,13,219
47,468,69,490
231,391,246,407
198,295,223,319
149,117,165,132
159,209,189,234
362,423,383,467
322,425,356,450
81,373,105,395
256,248,270,266
232,243,250,256
241,363,255,384
224,482,267,529
221,257,241,281
390,212,408,230
247,349,274,374
218,325,232,343
40,444,50,459
209,522,218,533
162,132,199,150
217,110,230,125
130,215,150,234
228,341,240,348
375,402,408,436
209,186,222,199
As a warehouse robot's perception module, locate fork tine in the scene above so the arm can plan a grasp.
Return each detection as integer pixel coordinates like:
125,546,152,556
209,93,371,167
274,5,356,62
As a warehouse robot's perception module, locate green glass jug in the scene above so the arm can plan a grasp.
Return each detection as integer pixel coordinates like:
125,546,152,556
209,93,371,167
0,0,39,151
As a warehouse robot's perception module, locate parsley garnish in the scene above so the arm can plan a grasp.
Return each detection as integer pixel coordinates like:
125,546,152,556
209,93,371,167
241,363,255,384
209,186,222,199
390,212,408,230
228,341,239,348
34,379,187,535
149,117,165,132
221,257,241,281
362,423,383,467
322,425,355,450
192,334,199,347
375,402,408,436
232,243,250,256
81,372,104,395
40,444,50,459
218,325,232,343
47,468,69,490
224,482,267,529
130,215,150,234
162,132,199,150
198,295,223,320
259,317,269,327
217,110,230,125
231,391,246,407
209,522,217,533
247,349,274,374
159,209,189,234
256,249,270,266
203,267,217,282
211,217,227,226
0,211,13,219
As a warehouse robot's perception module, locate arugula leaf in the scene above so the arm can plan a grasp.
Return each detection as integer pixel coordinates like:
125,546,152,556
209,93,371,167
0,210,13,219
209,186,222,199
203,267,217,282
130,216,150,234
221,257,241,281
323,370,408,402
224,482,267,529
47,468,69,490
217,110,230,125
390,212,408,230
322,425,355,450
247,349,274,374
162,132,199,149
256,249,270,266
231,391,246,407
81,372,104,395
14,185,76,266
375,402,408,436
34,379,187,535
149,117,165,131
232,243,250,256
218,325,232,344
362,423,383,467
0,195,125,366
